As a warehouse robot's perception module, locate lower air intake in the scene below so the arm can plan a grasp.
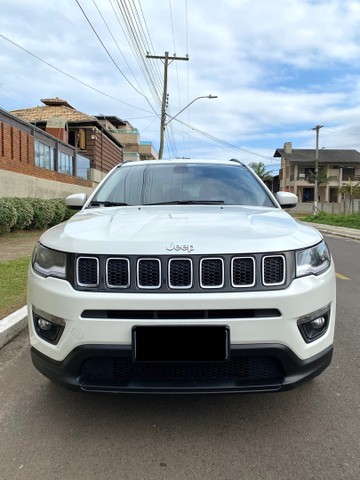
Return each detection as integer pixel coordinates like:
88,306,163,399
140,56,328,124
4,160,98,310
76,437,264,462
80,356,283,385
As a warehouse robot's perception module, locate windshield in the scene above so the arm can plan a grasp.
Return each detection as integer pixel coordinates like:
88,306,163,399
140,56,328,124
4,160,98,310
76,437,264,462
90,163,276,207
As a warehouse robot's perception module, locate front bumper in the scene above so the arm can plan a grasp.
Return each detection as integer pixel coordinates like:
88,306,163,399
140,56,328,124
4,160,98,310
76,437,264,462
31,343,333,393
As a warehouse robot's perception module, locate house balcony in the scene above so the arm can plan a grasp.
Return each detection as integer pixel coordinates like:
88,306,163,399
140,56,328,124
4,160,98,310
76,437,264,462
139,141,158,160
123,151,140,162
109,128,140,146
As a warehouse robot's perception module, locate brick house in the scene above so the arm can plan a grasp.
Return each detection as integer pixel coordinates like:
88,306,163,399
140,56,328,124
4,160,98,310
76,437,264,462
95,116,158,162
274,142,360,204
10,98,125,185
0,107,93,198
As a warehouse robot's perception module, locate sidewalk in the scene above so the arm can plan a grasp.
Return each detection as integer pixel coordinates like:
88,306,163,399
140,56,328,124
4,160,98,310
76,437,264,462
0,231,42,262
0,223,359,349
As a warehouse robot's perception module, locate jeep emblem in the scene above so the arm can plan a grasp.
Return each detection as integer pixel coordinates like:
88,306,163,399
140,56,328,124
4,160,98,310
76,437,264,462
166,243,194,252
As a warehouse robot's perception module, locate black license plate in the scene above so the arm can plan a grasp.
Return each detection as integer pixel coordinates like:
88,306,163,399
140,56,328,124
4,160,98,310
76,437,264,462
132,326,229,362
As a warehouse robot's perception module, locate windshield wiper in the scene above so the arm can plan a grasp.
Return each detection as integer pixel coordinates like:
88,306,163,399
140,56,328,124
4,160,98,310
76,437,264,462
89,201,129,207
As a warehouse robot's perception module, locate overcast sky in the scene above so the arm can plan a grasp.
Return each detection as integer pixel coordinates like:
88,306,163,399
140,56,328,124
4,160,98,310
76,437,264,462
2,0,360,172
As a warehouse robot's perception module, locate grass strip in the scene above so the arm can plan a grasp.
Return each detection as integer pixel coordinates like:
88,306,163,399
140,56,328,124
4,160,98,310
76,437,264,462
0,256,30,319
300,212,360,229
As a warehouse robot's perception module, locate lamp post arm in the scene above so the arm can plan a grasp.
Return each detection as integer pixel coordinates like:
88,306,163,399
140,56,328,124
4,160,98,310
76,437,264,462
165,95,217,126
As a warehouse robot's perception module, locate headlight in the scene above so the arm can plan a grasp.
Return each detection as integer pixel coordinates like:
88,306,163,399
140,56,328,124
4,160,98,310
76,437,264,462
296,240,331,277
32,243,67,279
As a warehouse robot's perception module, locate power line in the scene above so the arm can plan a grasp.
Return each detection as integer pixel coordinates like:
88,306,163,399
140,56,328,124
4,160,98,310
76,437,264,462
76,0,154,106
168,0,188,159
108,0,160,101
171,116,276,161
0,32,152,114
114,0,163,106
92,0,146,95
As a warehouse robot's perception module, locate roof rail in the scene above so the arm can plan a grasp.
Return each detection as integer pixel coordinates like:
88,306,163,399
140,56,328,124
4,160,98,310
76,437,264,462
229,158,246,166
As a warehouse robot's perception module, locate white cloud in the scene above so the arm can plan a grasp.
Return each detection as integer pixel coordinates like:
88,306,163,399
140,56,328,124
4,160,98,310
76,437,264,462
1,0,360,165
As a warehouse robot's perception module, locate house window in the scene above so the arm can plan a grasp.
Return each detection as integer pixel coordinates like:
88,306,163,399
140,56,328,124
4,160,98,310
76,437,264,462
76,154,91,180
329,188,338,203
78,129,86,150
342,167,355,180
59,151,73,175
35,140,54,170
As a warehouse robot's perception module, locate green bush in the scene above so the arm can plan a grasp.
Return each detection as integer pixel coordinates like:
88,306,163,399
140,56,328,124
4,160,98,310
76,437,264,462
26,198,56,230
0,198,18,234
10,197,34,230
63,204,76,221
0,197,77,234
49,198,67,226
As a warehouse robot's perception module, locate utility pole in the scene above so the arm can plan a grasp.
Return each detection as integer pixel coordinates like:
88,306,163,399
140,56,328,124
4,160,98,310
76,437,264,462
146,51,189,159
312,124,323,214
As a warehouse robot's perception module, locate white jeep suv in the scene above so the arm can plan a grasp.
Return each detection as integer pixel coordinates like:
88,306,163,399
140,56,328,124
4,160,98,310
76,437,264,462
28,159,336,393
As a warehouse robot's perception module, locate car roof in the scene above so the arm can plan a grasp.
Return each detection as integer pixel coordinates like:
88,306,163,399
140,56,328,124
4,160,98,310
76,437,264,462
120,158,246,167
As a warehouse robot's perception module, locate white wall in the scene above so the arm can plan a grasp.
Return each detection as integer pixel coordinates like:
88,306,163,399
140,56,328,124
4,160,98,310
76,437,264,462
0,169,93,199
291,200,360,215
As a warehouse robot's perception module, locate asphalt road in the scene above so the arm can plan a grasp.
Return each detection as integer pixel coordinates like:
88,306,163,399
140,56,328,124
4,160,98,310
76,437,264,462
0,235,359,480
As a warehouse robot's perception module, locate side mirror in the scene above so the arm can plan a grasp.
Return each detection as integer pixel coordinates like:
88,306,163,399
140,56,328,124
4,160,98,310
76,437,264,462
65,193,87,210
276,191,298,209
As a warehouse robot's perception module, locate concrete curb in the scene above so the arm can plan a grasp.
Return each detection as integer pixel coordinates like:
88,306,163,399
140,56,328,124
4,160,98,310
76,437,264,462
0,306,28,349
306,223,360,241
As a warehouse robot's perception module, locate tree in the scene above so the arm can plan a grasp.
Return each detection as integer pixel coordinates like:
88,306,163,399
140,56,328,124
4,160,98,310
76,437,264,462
248,162,272,182
303,167,336,187
338,181,360,214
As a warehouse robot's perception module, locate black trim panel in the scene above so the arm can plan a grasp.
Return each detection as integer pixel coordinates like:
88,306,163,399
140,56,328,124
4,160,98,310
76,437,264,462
81,308,281,320
30,343,333,394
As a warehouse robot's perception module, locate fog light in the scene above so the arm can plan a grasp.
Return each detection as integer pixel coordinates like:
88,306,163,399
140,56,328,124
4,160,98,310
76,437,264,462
297,305,330,343
37,318,52,331
33,308,65,344
311,317,326,329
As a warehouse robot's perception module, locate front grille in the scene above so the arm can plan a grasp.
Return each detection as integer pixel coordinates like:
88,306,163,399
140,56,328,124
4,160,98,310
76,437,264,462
80,356,284,385
73,253,290,292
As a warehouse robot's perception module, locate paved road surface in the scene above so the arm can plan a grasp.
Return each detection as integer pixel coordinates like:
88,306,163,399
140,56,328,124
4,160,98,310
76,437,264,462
0,234,359,480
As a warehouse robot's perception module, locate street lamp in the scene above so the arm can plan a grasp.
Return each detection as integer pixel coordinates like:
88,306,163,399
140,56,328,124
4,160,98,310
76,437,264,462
159,94,218,159
165,95,218,126
312,124,323,215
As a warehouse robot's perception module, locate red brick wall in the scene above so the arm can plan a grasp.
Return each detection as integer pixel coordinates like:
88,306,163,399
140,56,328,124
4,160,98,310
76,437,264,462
0,121,91,187
85,128,123,174
46,127,69,143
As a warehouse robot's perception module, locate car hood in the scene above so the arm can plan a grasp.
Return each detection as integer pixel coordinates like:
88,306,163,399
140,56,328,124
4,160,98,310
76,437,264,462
40,205,322,255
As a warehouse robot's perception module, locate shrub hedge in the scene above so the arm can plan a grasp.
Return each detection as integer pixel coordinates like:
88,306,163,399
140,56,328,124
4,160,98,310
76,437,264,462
0,197,75,233
0,198,18,234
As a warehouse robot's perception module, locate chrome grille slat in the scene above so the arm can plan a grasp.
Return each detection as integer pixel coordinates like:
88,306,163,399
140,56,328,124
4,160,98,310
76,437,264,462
168,258,192,289
262,255,286,286
77,257,99,287
137,258,161,289
200,258,224,289
231,257,255,287
106,258,130,288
